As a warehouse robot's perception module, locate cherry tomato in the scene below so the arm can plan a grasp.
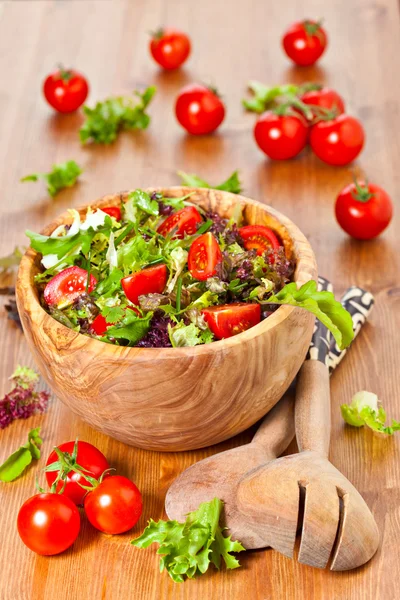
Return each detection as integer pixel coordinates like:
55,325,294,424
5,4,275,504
310,114,365,166
90,306,140,336
84,475,142,534
188,233,222,281
282,20,327,66
335,181,393,240
254,111,308,160
239,225,281,256
150,28,191,70
301,87,345,117
45,441,110,506
122,264,167,305
202,303,261,340
157,206,202,238
17,493,80,555
175,84,225,135
102,206,121,221
43,266,97,308
43,68,89,113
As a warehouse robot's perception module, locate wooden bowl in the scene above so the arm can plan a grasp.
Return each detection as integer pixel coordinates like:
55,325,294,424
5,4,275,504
16,188,317,452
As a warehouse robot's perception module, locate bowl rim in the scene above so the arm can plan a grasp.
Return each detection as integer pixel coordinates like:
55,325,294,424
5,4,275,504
17,187,317,357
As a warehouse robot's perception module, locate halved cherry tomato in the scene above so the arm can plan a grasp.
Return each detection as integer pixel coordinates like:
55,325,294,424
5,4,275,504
43,266,97,308
45,441,110,506
188,233,222,281
157,206,202,238
239,225,281,256
89,306,140,336
202,303,261,339
122,264,167,305
17,493,80,555
102,206,121,221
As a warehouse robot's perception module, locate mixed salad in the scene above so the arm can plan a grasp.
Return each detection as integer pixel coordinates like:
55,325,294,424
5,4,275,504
26,189,353,350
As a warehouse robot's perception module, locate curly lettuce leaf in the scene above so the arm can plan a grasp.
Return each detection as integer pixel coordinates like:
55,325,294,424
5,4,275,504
21,160,82,197
131,498,244,583
80,87,156,145
265,280,354,350
341,391,400,435
0,427,43,482
105,310,152,345
177,170,242,194
242,82,298,113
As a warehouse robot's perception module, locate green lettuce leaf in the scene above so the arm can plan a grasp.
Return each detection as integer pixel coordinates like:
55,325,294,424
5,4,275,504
80,87,156,145
131,498,245,583
0,246,25,274
105,310,152,345
0,427,43,482
265,280,354,350
242,82,299,113
341,391,400,435
21,160,82,197
177,170,242,194
168,322,203,347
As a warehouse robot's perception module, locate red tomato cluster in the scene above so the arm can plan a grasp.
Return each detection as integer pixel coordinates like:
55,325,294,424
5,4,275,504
17,440,142,556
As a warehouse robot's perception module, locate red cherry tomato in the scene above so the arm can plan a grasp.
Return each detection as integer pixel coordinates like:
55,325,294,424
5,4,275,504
309,114,365,166
17,493,80,555
239,225,281,256
335,181,393,240
90,306,140,336
102,206,121,221
157,206,202,238
188,233,222,281
122,264,167,305
282,20,327,66
202,303,261,340
150,28,191,70
43,68,89,113
84,475,142,534
254,111,308,160
43,266,97,308
45,441,110,506
301,87,345,117
175,84,225,135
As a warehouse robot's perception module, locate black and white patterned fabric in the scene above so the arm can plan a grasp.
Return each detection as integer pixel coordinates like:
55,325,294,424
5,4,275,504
328,286,374,373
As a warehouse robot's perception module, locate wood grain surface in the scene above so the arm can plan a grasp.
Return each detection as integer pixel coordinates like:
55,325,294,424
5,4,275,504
0,0,399,599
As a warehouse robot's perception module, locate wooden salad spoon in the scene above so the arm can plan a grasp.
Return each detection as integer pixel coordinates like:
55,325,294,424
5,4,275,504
166,281,374,553
236,286,378,570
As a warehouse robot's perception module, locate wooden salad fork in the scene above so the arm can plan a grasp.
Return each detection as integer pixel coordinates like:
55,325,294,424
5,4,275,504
166,280,375,556
236,283,378,570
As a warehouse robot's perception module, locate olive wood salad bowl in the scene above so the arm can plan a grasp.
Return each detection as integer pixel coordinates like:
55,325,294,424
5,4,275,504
16,188,317,452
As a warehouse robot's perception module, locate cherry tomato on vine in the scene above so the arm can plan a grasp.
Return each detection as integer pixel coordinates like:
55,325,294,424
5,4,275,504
43,67,89,113
301,87,345,117
122,264,167,305
43,266,97,308
175,84,225,135
45,441,110,505
157,206,202,238
254,111,308,160
102,206,122,221
150,28,191,70
84,475,142,534
188,232,222,281
282,20,327,66
309,114,365,166
17,493,80,555
202,303,261,340
239,225,281,255
335,180,393,240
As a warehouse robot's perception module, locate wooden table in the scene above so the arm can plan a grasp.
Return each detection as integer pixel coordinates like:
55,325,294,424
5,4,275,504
0,0,399,598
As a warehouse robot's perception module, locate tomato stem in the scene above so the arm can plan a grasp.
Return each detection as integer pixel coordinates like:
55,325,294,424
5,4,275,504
57,64,73,82
351,177,375,203
303,19,323,36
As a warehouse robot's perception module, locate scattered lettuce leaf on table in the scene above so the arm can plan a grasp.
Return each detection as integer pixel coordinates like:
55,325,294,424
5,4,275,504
21,160,82,198
0,427,43,482
341,391,400,435
264,280,354,350
131,498,244,583
177,170,242,194
0,247,25,274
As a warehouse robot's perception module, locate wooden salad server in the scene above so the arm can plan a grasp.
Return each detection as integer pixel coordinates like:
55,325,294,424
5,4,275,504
166,280,373,552
236,284,378,570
